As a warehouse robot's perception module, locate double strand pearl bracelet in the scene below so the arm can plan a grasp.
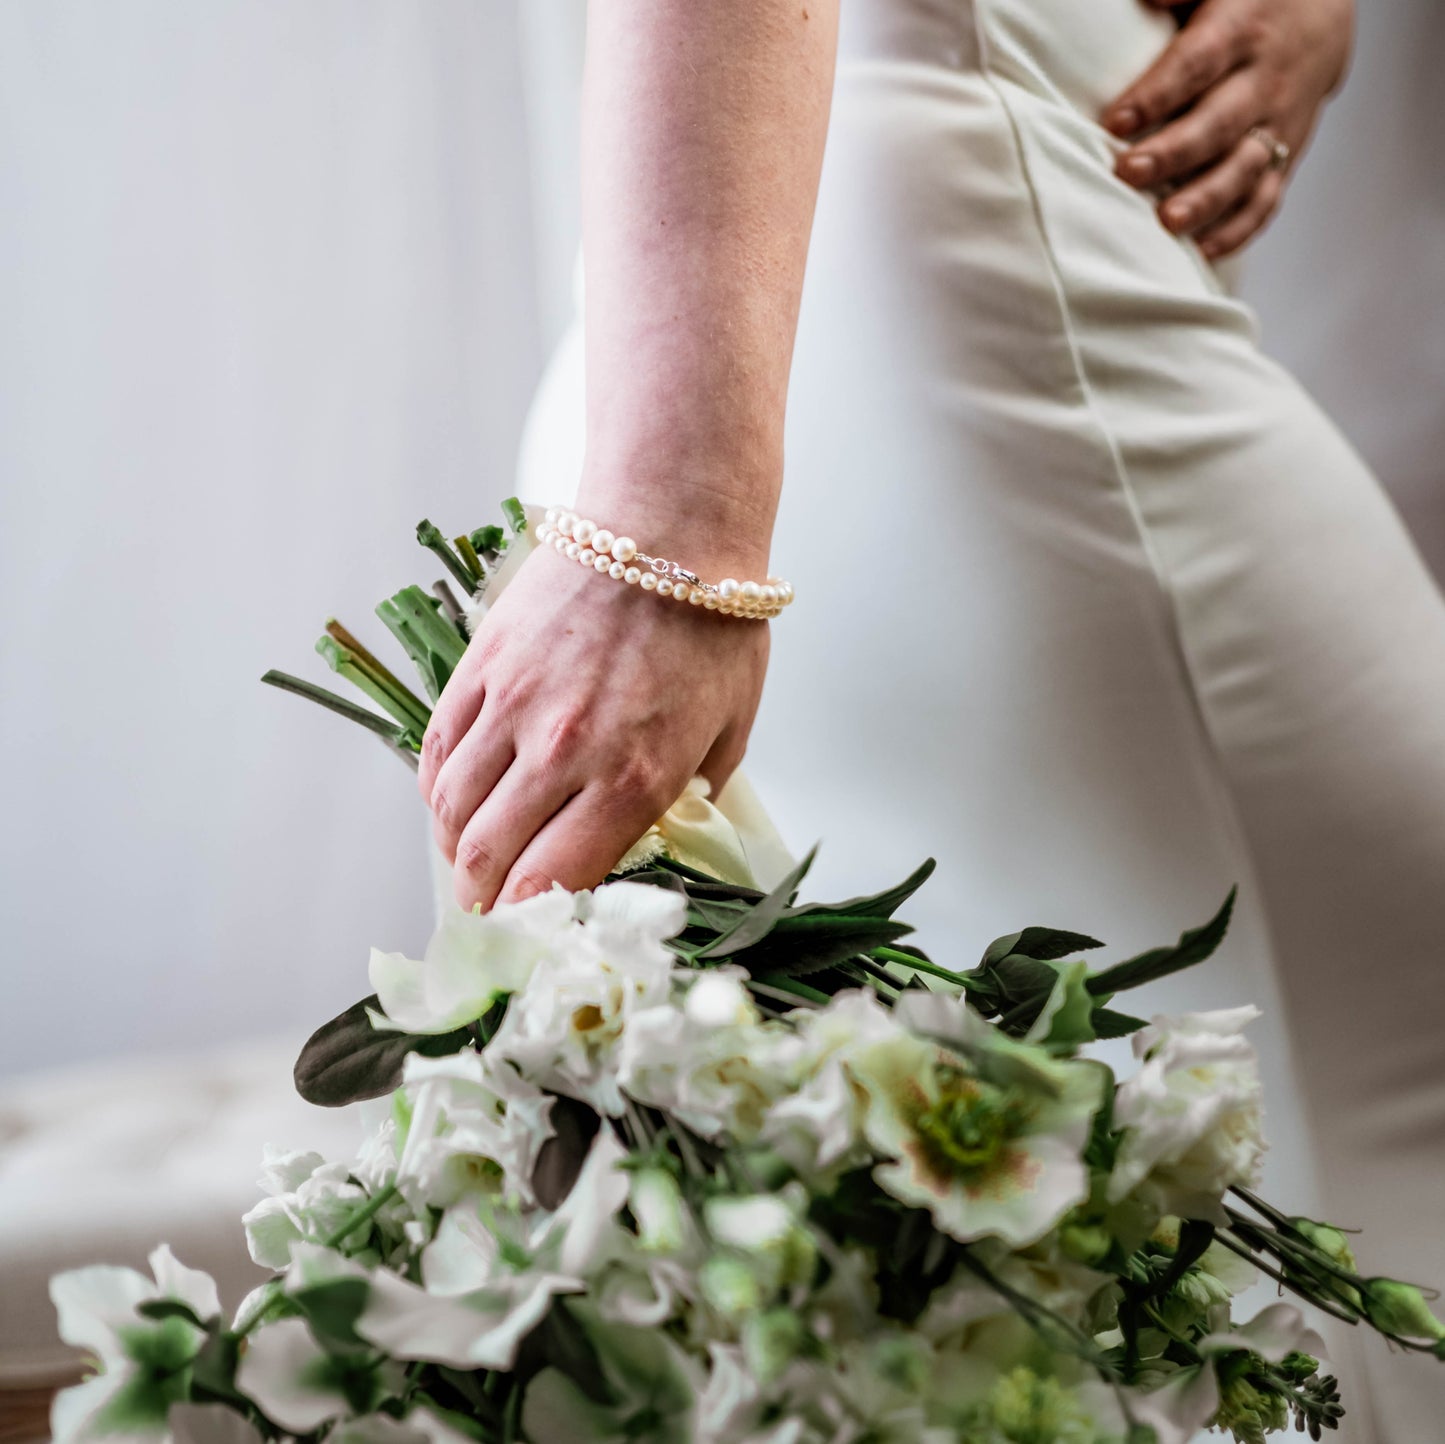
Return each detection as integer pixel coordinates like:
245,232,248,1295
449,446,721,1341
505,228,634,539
535,506,795,620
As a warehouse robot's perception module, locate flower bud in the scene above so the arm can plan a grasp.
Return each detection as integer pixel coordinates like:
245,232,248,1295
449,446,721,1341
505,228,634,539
1361,1279,1445,1342
1059,1220,1112,1267
742,1307,805,1383
1289,1217,1358,1274
700,1255,763,1318
629,1168,688,1254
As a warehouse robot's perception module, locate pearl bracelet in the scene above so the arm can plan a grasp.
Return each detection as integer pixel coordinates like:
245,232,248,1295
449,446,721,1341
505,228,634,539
535,507,795,620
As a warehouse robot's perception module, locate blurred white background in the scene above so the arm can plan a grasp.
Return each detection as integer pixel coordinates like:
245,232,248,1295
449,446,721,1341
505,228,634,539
1,0,1441,1082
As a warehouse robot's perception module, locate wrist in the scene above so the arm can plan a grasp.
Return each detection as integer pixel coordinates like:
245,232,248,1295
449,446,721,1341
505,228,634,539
573,458,779,579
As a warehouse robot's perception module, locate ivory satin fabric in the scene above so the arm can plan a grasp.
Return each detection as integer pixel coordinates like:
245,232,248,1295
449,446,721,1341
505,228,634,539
518,1,1445,1436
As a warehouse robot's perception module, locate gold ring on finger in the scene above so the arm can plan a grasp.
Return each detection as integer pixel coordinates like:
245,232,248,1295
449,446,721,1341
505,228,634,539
1247,125,1291,173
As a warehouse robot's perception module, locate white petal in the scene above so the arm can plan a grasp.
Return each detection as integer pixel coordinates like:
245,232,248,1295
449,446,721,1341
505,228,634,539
1201,1301,1327,1364
368,948,437,1032
147,1246,221,1322
554,1128,631,1277
585,880,687,941
49,1265,154,1358
50,1371,125,1444
1124,1367,1220,1444
234,1317,345,1433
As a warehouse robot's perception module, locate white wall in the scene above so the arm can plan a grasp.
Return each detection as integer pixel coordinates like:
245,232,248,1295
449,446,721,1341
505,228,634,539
1,0,1439,1079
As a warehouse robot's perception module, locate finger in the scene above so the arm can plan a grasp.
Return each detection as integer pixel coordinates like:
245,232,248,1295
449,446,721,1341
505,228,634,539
1194,168,1285,258
1157,130,1272,236
496,779,674,905
1102,15,1249,137
453,764,576,913
429,702,516,863
417,662,488,803
1115,69,1257,188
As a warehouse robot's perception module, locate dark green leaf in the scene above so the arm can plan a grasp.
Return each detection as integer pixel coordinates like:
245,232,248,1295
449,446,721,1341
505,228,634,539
786,858,937,922
983,925,1105,967
731,916,913,977
695,845,818,959
294,995,474,1107
1086,889,1236,997
1090,1007,1149,1039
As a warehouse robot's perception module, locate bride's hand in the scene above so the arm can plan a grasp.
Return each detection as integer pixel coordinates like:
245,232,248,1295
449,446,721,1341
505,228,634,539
417,542,769,911
1101,0,1354,258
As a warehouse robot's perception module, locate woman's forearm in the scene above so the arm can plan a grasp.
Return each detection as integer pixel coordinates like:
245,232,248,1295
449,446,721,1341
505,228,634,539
575,0,839,578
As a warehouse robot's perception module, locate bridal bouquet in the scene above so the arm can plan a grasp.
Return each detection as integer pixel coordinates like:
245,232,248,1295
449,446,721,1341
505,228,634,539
50,509,1444,1444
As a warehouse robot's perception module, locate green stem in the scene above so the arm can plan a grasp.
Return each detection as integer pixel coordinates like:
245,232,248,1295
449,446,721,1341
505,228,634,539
261,670,405,743
323,621,432,732
323,1183,399,1250
870,946,971,989
1215,1231,1360,1325
417,520,478,596
453,534,484,585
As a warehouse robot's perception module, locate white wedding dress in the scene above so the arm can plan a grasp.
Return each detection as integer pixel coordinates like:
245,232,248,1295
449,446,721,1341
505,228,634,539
518,1,1445,1437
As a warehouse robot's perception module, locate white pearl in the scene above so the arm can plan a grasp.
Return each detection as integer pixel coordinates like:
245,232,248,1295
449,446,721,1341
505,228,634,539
688,589,705,605
703,595,719,610
544,506,559,526
760,584,779,606
741,580,762,604
656,578,674,597
609,560,627,580
612,536,638,563
553,512,571,538
778,582,794,605
592,528,615,555
671,582,689,601
565,541,581,560
717,602,734,615
578,547,596,566
552,534,567,551
718,578,740,601
573,518,596,545
594,555,611,573
624,566,642,585
639,572,657,591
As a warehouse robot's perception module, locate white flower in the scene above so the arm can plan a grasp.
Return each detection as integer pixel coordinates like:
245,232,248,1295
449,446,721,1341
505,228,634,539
618,971,802,1141
242,1147,371,1270
369,887,577,1035
490,882,684,1115
49,1247,219,1444
235,1317,394,1434
356,1128,629,1369
616,776,758,888
1109,1006,1267,1222
393,1050,554,1209
849,991,1107,1248
764,990,905,1174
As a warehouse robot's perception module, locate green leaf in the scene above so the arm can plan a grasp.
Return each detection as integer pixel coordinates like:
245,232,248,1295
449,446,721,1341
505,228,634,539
785,858,936,922
694,845,818,959
982,925,1105,967
733,916,914,978
1086,888,1236,997
470,524,505,558
1090,1007,1150,1039
293,995,474,1107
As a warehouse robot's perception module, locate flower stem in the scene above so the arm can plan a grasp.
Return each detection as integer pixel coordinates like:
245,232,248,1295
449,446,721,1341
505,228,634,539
323,1183,399,1251
869,946,970,989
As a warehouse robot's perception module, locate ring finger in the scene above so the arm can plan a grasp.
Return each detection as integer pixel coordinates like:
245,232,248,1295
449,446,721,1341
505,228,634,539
1158,130,1274,237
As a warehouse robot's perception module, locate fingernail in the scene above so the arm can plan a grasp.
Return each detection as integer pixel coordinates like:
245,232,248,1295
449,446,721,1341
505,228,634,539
1119,152,1157,184
1164,200,1193,230
1104,105,1142,137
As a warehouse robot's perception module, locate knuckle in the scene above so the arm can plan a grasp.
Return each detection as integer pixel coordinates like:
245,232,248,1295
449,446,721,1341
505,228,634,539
430,785,465,837
456,832,499,878
503,864,555,904
615,751,668,810
541,711,587,771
